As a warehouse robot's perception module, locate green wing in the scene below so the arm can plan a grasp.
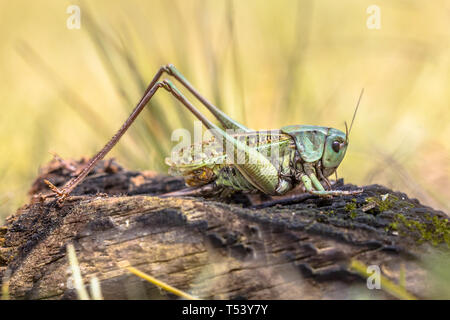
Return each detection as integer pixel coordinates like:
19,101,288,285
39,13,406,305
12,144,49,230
166,131,293,176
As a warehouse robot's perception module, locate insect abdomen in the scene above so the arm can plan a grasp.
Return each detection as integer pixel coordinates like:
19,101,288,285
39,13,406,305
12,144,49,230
214,165,257,192
166,131,296,192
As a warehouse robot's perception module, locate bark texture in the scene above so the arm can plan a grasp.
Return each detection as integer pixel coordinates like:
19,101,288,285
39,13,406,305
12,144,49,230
0,158,448,300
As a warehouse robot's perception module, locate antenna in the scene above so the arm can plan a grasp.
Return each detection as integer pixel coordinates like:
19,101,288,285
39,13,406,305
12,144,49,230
348,88,364,138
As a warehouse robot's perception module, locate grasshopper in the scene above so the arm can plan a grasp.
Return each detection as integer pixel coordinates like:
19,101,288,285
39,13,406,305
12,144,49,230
45,64,363,204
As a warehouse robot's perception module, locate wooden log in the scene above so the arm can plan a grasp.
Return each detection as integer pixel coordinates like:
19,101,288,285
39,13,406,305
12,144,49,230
0,158,448,299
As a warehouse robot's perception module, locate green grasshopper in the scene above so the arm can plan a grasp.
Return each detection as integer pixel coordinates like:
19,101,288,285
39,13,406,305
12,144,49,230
45,64,363,203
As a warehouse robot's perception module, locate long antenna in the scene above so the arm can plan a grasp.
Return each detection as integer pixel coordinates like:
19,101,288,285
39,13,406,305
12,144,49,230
348,88,364,137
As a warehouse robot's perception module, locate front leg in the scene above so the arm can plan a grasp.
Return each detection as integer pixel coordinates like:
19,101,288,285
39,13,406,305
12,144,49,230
302,162,363,197
315,161,332,190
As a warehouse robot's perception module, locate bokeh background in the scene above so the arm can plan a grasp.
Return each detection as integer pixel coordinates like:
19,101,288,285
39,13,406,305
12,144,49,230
0,0,449,222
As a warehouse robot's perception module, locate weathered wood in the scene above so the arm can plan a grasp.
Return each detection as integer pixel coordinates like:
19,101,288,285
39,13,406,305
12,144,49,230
0,158,448,299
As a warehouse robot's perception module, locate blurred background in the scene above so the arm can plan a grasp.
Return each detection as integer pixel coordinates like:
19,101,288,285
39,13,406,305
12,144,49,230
0,0,449,222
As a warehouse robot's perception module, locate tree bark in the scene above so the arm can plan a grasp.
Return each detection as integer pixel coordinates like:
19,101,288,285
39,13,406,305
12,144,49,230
0,158,448,300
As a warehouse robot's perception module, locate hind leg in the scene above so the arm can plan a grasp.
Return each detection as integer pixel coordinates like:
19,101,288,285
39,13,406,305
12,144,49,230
160,183,220,198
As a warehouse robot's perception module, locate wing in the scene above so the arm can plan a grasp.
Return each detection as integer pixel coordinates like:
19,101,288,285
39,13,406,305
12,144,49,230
165,130,293,178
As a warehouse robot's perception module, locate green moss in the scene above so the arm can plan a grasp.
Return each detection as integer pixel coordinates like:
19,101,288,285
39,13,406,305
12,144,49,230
388,221,399,231
388,213,450,247
365,194,398,212
344,202,356,212
345,202,357,219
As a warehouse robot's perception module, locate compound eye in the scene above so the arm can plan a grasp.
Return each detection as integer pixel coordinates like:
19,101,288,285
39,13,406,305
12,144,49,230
332,140,341,153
